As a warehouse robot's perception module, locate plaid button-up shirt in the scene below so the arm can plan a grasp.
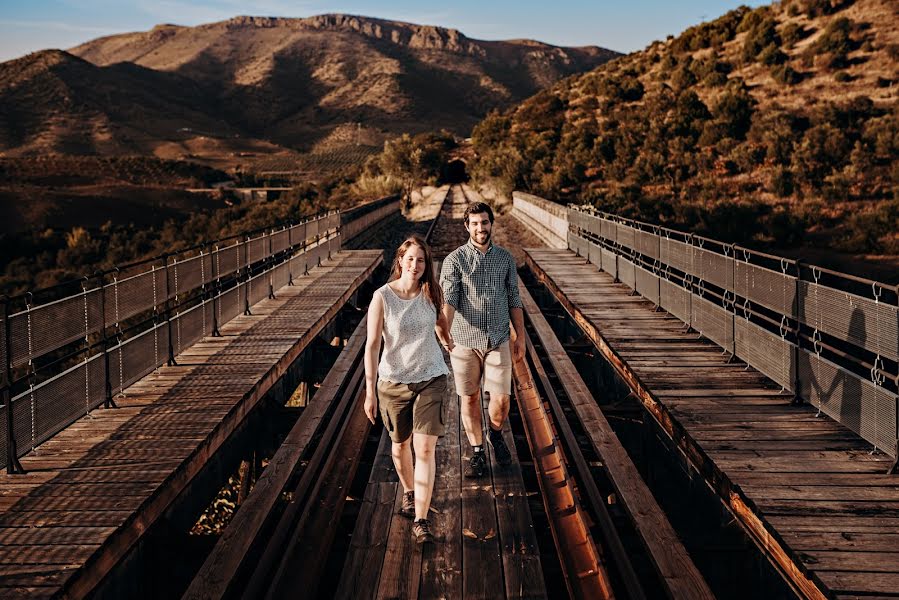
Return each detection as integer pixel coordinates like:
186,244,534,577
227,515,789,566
440,240,523,350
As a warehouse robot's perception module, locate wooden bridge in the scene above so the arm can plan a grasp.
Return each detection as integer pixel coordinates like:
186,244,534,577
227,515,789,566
0,185,897,599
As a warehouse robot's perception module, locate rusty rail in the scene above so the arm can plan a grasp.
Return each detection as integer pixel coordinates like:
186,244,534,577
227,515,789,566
511,350,615,599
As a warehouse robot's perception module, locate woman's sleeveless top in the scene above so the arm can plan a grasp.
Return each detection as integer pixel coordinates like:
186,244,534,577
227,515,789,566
377,283,449,384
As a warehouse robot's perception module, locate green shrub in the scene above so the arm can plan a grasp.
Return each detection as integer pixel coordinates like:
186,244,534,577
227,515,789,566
770,166,795,197
771,64,802,85
759,43,788,65
781,23,809,47
712,83,756,139
742,16,781,63
834,71,852,82
809,16,854,68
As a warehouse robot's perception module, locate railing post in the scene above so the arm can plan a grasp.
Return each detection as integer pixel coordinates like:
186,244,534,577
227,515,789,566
2,296,25,474
211,245,221,337
268,230,275,300
792,260,804,406
95,271,117,409
287,222,295,286
244,237,252,316
162,254,177,367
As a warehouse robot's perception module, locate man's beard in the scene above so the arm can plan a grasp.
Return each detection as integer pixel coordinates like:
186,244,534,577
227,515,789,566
471,230,491,244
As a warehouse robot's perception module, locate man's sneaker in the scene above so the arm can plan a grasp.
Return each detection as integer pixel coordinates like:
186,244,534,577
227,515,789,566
399,491,415,519
489,431,513,466
465,451,487,478
412,518,435,544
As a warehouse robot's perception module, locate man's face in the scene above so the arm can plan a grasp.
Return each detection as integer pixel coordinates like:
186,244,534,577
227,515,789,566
465,212,492,245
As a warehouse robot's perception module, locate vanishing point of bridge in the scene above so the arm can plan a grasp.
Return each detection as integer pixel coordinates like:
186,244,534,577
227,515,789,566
1,185,897,599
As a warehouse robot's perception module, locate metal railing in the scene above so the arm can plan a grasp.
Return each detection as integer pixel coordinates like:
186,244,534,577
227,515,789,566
339,194,401,243
567,205,899,461
0,199,394,473
510,192,899,463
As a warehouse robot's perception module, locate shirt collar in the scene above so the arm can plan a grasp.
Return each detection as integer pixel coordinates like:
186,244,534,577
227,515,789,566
466,238,493,256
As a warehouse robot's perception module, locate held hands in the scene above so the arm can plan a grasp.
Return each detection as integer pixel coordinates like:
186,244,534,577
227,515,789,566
442,336,455,353
363,389,378,424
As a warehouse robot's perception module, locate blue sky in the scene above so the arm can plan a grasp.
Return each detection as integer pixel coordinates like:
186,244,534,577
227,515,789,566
0,0,766,62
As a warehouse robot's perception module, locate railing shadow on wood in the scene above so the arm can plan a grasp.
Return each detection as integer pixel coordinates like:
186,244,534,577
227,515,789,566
512,192,899,468
0,197,395,473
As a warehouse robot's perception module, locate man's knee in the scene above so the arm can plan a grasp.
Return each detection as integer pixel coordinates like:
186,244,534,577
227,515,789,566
491,393,511,408
461,393,480,409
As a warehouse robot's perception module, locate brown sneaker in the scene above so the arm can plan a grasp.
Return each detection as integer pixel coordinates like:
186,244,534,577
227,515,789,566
412,518,435,544
399,491,415,519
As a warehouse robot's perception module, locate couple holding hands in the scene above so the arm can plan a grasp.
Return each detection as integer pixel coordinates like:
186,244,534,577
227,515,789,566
363,201,524,544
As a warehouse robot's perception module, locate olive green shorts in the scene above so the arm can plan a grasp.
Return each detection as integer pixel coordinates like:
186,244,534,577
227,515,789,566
377,374,447,443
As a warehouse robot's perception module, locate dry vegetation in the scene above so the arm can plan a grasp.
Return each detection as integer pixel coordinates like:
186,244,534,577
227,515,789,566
471,0,899,280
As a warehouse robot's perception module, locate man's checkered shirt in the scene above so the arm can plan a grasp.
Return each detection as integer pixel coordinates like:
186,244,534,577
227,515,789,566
439,241,523,351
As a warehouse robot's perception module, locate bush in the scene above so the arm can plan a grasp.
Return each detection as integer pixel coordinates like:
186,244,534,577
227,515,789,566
781,23,809,47
808,17,854,68
834,71,852,82
770,166,795,196
759,43,788,65
766,205,806,244
742,16,781,63
712,83,756,139
802,0,855,19
772,64,802,85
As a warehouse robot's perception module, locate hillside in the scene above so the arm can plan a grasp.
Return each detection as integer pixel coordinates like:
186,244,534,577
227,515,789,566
472,0,898,271
0,14,615,161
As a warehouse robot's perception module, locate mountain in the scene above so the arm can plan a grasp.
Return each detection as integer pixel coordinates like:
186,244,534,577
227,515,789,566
471,0,899,269
0,15,618,160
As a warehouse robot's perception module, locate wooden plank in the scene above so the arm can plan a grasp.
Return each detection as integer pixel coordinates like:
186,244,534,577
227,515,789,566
375,488,423,600
460,432,504,599
336,433,396,600
521,283,713,600
0,250,383,597
482,396,546,599
525,249,834,600
420,365,463,599
269,385,372,598
184,316,369,600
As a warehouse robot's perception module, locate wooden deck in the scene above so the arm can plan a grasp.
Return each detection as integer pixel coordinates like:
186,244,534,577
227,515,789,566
336,355,546,600
526,248,899,600
0,250,382,599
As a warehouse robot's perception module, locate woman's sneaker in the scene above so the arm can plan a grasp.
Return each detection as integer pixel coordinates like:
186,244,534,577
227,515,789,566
399,491,415,519
412,518,435,544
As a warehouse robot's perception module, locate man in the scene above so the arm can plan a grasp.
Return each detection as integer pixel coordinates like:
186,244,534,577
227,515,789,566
440,201,525,478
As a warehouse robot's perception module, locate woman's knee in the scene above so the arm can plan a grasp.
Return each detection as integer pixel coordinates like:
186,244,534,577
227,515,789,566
391,438,411,456
413,434,438,459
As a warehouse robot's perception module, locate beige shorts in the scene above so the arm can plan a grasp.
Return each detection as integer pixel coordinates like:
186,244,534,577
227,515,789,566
449,341,512,397
377,375,447,443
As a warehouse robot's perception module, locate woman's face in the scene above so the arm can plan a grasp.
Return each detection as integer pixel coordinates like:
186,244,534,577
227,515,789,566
400,245,427,281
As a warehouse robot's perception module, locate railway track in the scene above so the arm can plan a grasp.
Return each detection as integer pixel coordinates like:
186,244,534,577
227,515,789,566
183,184,713,599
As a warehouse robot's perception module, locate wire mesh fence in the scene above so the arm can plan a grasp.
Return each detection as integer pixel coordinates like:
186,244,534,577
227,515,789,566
0,207,355,471
551,200,899,458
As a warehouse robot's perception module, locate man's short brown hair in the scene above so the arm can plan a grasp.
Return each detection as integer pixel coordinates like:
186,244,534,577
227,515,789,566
464,202,494,224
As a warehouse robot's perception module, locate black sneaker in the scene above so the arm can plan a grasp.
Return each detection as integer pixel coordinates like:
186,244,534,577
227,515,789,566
465,451,487,478
399,490,415,519
412,518,435,544
489,430,513,466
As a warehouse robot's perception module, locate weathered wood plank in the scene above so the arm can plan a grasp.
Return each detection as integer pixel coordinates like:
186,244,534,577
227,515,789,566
525,248,899,600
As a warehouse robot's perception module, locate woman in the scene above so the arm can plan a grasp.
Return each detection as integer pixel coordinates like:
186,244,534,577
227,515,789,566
363,235,454,544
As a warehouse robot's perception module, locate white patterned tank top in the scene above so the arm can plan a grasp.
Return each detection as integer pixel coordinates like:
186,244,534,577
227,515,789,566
377,283,449,384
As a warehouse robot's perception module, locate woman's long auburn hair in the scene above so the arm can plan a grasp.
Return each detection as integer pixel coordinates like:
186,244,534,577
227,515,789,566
390,235,443,311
